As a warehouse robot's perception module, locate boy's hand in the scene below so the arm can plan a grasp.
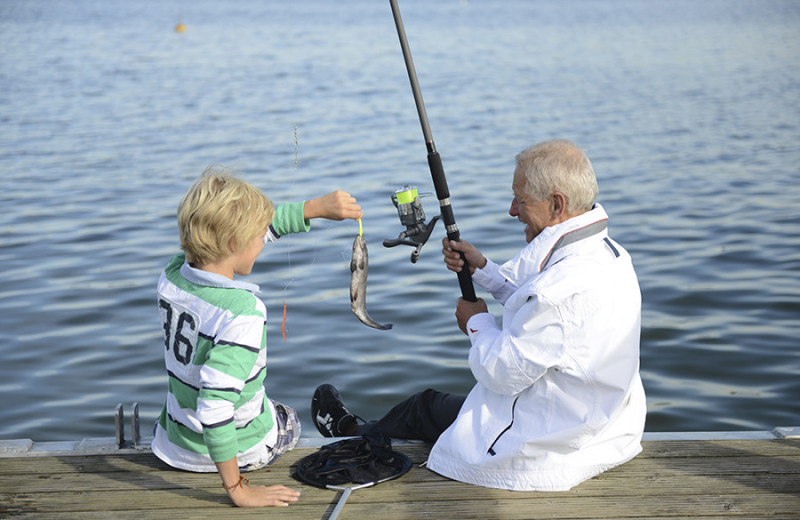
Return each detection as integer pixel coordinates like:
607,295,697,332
304,190,363,221
228,483,301,508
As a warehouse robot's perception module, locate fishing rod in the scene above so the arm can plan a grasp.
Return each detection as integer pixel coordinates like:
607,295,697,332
387,0,477,302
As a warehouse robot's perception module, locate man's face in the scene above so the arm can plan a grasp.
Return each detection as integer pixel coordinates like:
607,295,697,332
509,168,555,243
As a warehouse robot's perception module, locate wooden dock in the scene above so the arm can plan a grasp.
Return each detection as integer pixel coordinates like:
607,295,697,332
1,430,799,519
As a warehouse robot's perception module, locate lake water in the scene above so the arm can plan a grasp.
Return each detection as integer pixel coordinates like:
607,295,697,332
1,0,798,442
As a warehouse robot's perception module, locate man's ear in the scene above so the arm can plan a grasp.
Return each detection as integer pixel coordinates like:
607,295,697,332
551,192,568,220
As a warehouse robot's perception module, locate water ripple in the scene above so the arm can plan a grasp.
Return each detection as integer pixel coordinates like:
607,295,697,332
1,0,798,440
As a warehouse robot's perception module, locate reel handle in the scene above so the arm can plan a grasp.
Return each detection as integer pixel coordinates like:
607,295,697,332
383,216,440,264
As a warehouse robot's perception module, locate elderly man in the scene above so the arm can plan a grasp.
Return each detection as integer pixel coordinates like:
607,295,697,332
312,139,646,491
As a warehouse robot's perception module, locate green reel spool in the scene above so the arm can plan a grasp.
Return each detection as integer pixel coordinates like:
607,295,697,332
385,185,439,263
391,185,425,228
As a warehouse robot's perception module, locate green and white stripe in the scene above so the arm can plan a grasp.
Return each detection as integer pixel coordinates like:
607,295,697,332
151,201,310,472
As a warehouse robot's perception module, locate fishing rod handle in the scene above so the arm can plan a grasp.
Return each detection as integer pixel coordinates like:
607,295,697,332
446,219,478,303
456,261,478,302
428,151,478,302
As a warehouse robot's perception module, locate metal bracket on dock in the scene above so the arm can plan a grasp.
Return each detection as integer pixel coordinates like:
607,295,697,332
131,402,141,447
114,402,141,449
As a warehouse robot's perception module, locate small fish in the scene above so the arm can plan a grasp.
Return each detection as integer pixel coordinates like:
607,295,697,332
350,234,393,330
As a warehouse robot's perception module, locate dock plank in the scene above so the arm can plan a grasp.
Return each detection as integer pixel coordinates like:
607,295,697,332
1,438,798,519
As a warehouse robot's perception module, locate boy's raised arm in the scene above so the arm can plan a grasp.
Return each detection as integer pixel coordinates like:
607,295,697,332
303,190,363,221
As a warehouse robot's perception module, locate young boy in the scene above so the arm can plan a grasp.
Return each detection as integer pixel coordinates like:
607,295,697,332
152,165,362,507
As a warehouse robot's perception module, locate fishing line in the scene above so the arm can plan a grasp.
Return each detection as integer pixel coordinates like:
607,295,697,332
281,249,291,343
280,124,300,342
278,126,356,340
280,222,325,342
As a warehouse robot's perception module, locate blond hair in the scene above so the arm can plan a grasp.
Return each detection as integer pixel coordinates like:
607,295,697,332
177,165,274,266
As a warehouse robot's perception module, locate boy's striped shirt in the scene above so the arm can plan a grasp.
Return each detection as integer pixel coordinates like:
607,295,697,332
151,201,309,472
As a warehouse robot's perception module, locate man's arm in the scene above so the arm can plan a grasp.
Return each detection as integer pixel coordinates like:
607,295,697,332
465,294,562,396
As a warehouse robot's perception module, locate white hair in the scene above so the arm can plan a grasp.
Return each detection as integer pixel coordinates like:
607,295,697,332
515,139,598,213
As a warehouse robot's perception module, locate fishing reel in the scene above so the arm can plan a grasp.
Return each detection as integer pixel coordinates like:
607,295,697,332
383,185,439,263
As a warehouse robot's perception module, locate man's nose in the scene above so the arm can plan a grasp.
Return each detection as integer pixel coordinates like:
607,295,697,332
509,198,519,217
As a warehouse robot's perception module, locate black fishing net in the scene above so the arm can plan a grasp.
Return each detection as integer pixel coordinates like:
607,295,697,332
295,433,412,488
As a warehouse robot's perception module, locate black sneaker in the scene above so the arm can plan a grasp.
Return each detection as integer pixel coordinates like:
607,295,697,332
311,384,360,437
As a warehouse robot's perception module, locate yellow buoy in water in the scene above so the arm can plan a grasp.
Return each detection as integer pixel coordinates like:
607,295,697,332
175,23,186,33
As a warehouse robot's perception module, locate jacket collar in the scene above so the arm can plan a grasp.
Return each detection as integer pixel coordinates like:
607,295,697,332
498,203,609,286
180,260,261,294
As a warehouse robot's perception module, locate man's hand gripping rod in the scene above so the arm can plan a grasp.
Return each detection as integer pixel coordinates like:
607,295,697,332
389,0,477,302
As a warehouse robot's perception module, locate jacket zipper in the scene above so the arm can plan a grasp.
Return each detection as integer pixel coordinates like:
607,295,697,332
487,395,520,456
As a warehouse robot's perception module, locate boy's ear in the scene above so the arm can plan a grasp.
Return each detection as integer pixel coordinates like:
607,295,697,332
228,238,238,254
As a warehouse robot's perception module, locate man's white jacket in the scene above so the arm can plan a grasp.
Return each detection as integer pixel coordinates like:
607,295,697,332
427,204,647,491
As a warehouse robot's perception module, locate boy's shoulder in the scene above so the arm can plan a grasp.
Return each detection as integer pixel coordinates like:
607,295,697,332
164,253,186,276
160,254,265,319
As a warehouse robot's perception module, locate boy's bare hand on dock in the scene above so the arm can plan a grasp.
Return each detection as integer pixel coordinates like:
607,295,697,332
228,483,301,508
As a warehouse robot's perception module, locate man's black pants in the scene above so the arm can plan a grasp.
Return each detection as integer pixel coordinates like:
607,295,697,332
355,388,466,443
